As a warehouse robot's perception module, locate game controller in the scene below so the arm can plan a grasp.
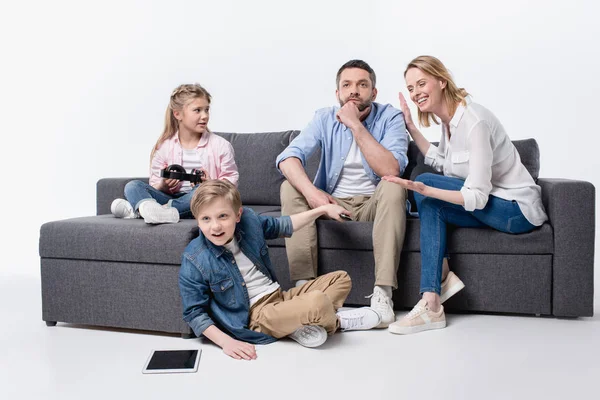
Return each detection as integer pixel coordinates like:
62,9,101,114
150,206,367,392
160,164,204,184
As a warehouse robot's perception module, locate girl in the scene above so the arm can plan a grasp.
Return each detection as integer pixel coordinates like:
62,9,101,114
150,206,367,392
384,56,547,334
111,83,239,224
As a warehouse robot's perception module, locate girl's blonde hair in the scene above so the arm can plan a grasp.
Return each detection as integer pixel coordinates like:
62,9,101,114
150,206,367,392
404,56,469,127
150,83,212,163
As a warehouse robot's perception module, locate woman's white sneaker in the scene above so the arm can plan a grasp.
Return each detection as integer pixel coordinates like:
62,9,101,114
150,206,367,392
440,271,465,303
288,325,327,348
388,299,446,335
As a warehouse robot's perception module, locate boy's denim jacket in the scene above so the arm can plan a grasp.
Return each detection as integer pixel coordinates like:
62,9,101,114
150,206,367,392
179,207,293,345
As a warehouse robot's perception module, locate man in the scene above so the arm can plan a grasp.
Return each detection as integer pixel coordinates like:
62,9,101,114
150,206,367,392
275,59,409,327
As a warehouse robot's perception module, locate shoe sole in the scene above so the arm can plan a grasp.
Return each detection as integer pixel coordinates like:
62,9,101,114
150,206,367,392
375,317,394,329
440,280,465,304
388,320,446,335
143,210,180,224
289,334,327,348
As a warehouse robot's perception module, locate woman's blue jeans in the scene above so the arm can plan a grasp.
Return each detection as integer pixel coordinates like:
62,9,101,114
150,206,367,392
124,180,197,219
414,173,536,295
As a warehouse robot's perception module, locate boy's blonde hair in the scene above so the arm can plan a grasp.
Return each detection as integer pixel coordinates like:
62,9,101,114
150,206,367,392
190,179,242,218
150,83,212,164
404,55,469,128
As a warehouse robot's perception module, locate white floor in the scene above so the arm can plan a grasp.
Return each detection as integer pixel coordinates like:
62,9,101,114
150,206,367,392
2,273,599,400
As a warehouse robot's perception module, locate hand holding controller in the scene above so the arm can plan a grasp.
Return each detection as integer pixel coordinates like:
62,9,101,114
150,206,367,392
160,164,205,184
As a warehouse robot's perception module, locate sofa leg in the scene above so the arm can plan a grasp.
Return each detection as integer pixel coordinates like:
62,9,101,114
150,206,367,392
181,332,196,339
45,321,57,327
535,313,541,317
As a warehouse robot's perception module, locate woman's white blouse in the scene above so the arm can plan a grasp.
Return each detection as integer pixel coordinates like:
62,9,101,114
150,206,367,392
424,97,548,226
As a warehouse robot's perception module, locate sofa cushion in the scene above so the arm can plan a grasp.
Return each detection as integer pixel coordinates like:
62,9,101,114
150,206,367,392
40,216,199,265
41,207,279,266
215,131,296,206
513,139,540,180
266,217,553,255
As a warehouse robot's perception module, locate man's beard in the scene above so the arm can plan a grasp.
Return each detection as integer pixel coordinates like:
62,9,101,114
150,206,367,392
339,96,372,112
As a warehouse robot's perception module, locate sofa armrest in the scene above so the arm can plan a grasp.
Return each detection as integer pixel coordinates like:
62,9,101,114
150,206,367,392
96,178,148,215
538,178,595,317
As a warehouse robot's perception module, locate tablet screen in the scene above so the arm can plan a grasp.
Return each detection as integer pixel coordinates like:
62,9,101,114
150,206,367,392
143,350,200,374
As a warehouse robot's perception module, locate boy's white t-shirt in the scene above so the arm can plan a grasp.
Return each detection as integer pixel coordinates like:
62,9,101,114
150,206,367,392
224,238,280,307
180,148,203,193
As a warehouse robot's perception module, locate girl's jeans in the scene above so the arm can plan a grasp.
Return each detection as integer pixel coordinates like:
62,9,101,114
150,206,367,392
124,180,197,219
414,173,536,295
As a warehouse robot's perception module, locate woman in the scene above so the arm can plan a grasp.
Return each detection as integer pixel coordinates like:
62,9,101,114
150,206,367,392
384,56,547,335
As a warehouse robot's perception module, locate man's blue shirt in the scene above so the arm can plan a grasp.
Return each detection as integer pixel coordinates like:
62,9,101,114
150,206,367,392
276,102,408,193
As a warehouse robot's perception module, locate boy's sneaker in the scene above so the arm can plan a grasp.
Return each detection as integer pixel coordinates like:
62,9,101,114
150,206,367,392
337,307,381,331
110,199,138,219
440,271,465,303
388,299,446,335
288,325,327,348
138,200,179,224
366,286,395,328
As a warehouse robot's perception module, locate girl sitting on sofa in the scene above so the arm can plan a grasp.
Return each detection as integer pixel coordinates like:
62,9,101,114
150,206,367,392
111,83,239,224
383,56,547,335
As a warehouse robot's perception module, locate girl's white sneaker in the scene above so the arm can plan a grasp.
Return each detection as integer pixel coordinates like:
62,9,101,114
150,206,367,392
110,199,138,219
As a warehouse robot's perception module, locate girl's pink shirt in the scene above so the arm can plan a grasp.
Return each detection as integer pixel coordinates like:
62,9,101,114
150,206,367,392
149,131,239,193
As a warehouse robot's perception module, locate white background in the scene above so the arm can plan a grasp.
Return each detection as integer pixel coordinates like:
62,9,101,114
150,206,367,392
1,0,598,289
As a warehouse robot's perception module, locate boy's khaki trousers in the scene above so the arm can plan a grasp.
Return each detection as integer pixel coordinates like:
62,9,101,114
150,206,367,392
249,271,351,337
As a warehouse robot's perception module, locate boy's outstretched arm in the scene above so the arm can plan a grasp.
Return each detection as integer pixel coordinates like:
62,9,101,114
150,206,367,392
203,325,257,360
290,203,350,232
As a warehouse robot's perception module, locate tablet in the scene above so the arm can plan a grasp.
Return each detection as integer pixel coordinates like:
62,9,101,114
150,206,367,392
142,349,201,374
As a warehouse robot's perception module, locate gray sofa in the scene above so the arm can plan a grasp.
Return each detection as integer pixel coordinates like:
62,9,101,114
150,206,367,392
39,131,596,338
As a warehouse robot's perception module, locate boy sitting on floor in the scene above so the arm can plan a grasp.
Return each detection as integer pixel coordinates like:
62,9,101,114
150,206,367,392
179,180,381,360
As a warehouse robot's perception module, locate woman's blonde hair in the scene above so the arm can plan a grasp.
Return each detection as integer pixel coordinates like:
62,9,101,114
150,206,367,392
150,83,212,163
404,56,469,127
190,179,242,219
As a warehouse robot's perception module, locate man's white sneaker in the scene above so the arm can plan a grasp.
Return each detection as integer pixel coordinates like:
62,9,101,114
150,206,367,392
367,286,395,328
288,325,327,348
295,279,310,288
110,199,138,219
337,307,381,331
440,271,465,303
138,201,179,224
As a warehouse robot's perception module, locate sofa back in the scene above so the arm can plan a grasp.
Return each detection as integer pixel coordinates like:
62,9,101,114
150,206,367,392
215,131,297,206
287,131,541,181
96,132,541,213
214,131,541,207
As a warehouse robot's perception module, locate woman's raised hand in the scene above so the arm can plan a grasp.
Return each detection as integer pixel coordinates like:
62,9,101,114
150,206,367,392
399,92,415,130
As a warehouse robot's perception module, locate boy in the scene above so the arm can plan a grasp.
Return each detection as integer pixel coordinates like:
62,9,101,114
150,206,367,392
179,180,381,360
